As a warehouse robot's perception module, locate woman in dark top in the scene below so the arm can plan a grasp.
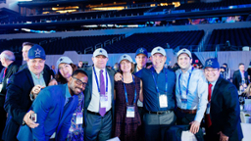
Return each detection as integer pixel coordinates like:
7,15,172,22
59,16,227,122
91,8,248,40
114,54,143,141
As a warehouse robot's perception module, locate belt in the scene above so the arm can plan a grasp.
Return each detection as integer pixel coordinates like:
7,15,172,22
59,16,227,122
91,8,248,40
177,107,197,114
87,109,111,116
146,110,172,115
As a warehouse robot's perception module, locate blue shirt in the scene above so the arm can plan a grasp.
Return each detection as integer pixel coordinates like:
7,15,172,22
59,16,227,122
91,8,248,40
135,67,176,112
175,67,208,122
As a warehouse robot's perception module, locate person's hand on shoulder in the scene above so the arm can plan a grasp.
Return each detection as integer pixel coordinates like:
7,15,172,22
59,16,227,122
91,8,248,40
114,72,122,81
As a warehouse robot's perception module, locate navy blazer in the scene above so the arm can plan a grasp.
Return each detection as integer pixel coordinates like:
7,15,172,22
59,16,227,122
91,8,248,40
17,84,79,141
0,61,19,98
210,77,243,141
81,66,116,126
233,70,249,90
2,68,50,141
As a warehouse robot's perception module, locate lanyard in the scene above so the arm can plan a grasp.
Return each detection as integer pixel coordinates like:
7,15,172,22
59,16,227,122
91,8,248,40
151,67,168,96
178,67,194,97
123,76,137,106
93,67,108,93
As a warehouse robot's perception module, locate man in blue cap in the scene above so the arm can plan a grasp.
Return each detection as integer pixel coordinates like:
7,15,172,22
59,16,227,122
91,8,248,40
2,44,51,141
204,58,243,141
134,47,148,73
134,47,148,139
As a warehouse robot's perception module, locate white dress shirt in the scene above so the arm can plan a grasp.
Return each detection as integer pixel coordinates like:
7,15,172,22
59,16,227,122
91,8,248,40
175,66,208,122
87,67,112,113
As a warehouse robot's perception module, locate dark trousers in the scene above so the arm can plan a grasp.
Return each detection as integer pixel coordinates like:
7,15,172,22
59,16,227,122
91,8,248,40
166,109,204,141
144,111,176,141
138,107,145,141
84,110,112,141
0,97,6,141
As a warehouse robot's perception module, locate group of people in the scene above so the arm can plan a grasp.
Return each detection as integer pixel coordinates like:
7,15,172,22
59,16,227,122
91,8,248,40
0,42,245,141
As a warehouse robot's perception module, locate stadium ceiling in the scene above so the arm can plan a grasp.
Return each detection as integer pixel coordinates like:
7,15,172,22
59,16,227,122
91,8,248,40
18,0,186,7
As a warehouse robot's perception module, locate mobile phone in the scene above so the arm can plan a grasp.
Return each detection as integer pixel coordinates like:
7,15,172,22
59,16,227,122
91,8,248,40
30,113,37,122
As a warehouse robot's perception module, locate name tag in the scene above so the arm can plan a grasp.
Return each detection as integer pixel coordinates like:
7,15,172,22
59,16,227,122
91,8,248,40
159,94,168,108
206,103,210,114
0,83,3,92
181,98,187,109
126,106,135,118
76,112,83,124
100,95,108,108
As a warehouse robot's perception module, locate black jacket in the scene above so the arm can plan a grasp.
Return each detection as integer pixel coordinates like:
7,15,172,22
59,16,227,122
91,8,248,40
2,68,50,141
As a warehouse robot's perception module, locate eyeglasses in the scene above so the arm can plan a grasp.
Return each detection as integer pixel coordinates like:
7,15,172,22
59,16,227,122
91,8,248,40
72,77,87,87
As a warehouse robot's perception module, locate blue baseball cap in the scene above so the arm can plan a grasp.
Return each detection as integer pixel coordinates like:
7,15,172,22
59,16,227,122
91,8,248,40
28,44,46,60
135,48,148,58
204,58,220,69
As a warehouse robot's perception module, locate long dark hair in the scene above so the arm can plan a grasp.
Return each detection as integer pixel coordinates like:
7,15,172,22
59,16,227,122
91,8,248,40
55,63,78,84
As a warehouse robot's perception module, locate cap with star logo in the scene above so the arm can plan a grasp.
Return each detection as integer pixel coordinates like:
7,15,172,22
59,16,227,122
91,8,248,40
176,48,192,58
151,46,166,56
93,48,108,58
56,56,73,72
204,58,219,69
118,54,133,63
135,47,148,58
28,44,46,60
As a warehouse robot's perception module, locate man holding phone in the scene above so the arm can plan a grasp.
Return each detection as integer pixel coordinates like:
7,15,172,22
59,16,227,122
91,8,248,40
17,70,88,141
2,45,51,141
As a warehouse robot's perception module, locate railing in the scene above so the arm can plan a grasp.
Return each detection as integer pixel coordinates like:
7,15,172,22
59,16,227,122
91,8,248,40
95,43,103,49
84,46,93,54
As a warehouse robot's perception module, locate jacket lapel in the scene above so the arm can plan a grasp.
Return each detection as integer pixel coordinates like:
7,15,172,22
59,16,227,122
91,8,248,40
211,77,222,102
43,69,50,85
107,68,114,100
25,68,35,87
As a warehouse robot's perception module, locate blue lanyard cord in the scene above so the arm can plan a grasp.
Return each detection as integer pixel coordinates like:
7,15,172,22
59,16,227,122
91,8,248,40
178,67,194,97
93,67,108,93
123,75,137,106
151,67,168,96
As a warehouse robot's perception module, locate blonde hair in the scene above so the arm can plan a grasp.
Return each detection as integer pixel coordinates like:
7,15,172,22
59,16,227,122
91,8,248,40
243,83,251,97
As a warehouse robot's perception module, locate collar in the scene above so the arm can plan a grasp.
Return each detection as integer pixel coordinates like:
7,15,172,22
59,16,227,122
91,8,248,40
65,83,72,98
94,66,105,74
152,66,165,73
177,66,193,74
29,69,44,79
209,78,218,86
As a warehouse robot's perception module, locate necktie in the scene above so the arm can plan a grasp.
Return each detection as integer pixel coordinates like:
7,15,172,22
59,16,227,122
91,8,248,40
99,70,106,117
3,68,7,79
206,83,213,128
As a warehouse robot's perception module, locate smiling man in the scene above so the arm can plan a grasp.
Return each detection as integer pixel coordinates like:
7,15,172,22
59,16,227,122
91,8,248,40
81,48,116,141
134,46,176,141
167,49,207,141
204,58,243,141
2,45,51,141
17,70,88,141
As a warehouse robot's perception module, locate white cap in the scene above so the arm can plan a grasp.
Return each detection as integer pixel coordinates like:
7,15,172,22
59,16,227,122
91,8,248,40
177,48,192,58
119,54,133,63
151,46,166,56
93,48,108,58
56,56,73,71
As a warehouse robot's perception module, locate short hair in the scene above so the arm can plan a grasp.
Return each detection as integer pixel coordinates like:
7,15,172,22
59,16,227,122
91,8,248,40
239,63,244,66
22,42,35,47
118,61,135,74
222,63,228,67
72,69,88,77
1,50,15,61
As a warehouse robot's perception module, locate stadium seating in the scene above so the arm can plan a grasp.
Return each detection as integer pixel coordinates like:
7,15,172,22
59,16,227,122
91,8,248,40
104,30,204,53
207,27,251,50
